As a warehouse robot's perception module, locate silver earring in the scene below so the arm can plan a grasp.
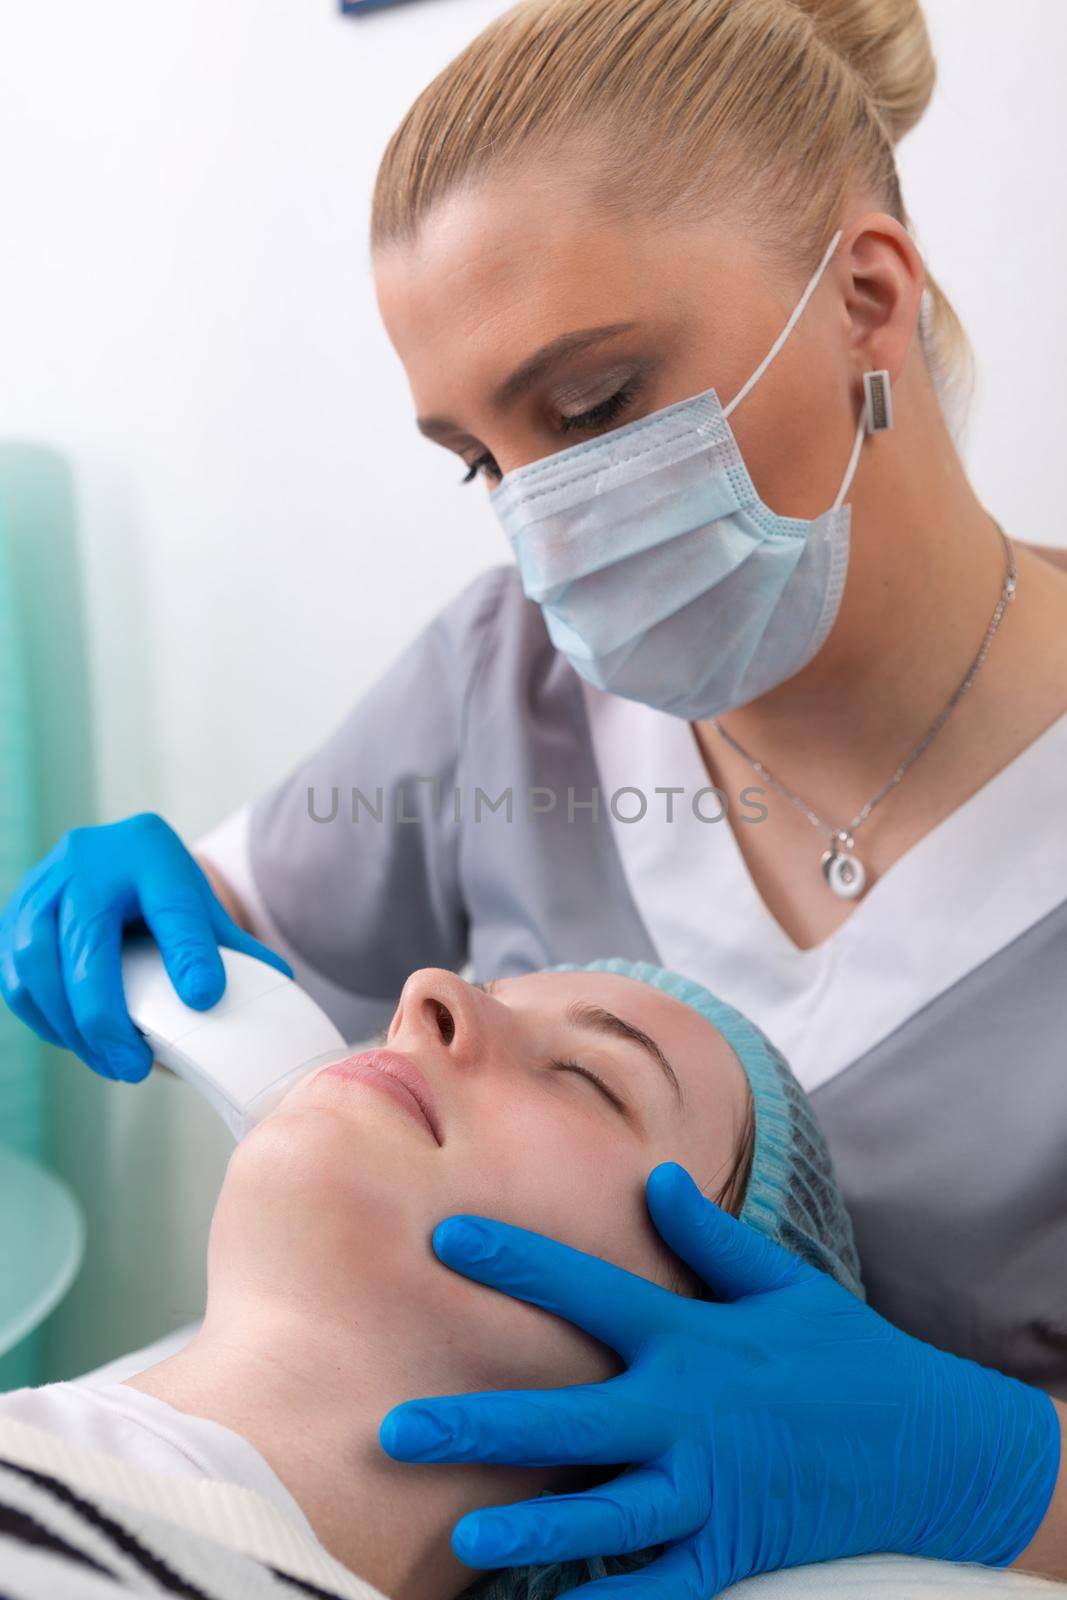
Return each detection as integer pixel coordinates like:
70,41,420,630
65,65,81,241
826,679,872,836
864,370,894,434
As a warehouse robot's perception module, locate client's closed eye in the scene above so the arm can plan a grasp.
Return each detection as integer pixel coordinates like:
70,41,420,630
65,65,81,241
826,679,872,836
551,1059,628,1115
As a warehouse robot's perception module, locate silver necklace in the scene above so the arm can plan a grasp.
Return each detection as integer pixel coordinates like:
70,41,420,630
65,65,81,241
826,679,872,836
712,524,1018,901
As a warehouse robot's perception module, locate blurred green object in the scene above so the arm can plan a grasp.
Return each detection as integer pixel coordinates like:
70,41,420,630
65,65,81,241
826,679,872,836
0,1146,84,1361
0,444,97,1389
0,462,40,1165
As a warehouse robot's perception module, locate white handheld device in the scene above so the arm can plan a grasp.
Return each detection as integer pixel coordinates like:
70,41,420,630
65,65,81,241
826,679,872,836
121,935,348,1140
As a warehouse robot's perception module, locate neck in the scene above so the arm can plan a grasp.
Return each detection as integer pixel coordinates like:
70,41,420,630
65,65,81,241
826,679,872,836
124,1308,552,1600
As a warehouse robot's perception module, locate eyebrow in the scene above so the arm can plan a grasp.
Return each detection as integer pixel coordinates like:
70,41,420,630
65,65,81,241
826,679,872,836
415,322,639,442
470,981,683,1106
565,1001,683,1106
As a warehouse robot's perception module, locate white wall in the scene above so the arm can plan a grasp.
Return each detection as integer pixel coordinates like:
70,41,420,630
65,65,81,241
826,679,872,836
1,0,1064,1371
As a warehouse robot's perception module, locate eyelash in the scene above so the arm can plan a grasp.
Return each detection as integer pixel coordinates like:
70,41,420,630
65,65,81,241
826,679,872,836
461,385,639,486
551,1058,627,1114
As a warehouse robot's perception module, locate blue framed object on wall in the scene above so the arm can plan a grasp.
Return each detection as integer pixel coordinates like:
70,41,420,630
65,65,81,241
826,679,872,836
341,0,425,13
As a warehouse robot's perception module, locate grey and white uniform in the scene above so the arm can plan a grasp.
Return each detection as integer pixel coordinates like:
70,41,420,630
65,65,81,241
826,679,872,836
198,565,1067,1398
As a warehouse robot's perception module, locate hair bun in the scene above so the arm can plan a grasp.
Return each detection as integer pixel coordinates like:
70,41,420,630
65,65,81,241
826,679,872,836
789,0,937,144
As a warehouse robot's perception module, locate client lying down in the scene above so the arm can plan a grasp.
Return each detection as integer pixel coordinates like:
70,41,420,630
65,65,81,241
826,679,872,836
0,960,1060,1599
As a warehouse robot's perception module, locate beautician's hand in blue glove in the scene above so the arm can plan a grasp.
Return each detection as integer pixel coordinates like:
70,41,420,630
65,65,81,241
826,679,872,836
0,812,292,1082
381,1163,1062,1599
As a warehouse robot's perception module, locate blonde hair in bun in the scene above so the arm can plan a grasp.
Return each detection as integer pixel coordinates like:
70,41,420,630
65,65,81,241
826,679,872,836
374,0,971,422
784,0,971,423
785,0,937,146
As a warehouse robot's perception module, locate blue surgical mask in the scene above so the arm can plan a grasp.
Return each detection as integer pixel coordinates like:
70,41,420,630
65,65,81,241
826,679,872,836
489,229,869,721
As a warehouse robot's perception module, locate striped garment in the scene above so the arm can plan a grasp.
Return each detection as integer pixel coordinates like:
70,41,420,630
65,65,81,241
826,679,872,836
0,1416,381,1600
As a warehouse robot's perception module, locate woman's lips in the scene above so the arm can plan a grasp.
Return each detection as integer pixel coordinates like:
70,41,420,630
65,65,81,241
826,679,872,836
316,1049,442,1144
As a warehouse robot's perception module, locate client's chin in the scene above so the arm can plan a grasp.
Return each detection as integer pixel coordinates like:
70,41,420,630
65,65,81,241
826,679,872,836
207,1104,440,1310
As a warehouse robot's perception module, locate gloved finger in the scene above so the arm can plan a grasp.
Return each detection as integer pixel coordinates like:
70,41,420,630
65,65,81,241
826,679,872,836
3,844,59,904
431,1216,681,1361
556,1536,716,1600
0,962,67,1050
452,1450,709,1567
646,1162,808,1301
204,893,294,981
58,894,154,1082
137,873,227,1011
381,1373,670,1468
0,891,76,1053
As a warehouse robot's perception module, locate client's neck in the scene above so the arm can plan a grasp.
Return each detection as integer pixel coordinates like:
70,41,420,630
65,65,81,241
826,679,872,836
124,1305,552,1600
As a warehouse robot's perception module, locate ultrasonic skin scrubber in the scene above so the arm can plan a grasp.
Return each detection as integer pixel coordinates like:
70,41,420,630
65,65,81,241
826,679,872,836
121,935,349,1140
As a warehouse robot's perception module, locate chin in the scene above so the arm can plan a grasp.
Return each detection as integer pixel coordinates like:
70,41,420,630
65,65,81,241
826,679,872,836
211,1103,439,1296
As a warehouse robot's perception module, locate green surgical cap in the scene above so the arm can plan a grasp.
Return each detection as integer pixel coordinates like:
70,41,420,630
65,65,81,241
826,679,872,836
550,958,865,1300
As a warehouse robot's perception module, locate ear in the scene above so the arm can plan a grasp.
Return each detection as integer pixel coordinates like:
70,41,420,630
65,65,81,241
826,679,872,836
836,213,926,386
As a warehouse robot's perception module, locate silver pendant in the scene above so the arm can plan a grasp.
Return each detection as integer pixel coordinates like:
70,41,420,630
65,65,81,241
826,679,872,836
820,836,867,901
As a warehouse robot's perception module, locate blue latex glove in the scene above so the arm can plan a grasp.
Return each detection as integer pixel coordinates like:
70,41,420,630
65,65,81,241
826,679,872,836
0,812,292,1082
381,1163,1060,1599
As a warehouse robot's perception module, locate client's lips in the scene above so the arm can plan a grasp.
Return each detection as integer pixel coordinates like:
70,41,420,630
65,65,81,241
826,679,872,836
316,1049,442,1144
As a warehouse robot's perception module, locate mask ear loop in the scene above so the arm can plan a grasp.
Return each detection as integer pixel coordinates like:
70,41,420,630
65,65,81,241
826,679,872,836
833,409,869,511
723,229,845,421
718,226,869,511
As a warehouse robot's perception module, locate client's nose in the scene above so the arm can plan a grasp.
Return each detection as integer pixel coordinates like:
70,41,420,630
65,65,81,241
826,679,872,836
392,968,486,1069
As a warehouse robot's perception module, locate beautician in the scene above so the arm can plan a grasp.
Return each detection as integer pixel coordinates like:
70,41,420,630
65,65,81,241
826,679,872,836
3,0,1067,1591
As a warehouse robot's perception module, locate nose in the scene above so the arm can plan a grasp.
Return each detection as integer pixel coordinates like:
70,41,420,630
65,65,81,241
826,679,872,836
390,968,487,1070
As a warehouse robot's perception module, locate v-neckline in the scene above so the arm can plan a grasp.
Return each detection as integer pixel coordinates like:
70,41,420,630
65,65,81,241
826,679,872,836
687,705,1067,958
581,677,1067,964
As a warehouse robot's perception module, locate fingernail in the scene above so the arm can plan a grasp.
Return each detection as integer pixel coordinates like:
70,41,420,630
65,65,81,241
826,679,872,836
181,967,219,1008
434,1218,490,1262
657,1161,695,1197
111,1051,149,1083
382,1406,453,1458
454,1511,511,1563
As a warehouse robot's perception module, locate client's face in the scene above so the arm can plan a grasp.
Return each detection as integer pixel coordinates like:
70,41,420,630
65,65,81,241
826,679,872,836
206,969,749,1394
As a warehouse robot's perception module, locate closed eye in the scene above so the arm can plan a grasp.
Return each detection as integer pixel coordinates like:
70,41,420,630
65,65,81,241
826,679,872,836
551,1058,628,1115
460,383,641,486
